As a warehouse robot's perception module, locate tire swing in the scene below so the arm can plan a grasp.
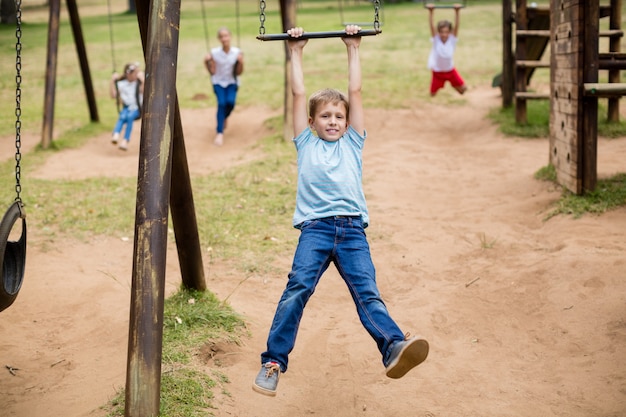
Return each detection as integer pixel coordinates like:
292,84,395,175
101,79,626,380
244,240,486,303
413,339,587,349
1,0,27,314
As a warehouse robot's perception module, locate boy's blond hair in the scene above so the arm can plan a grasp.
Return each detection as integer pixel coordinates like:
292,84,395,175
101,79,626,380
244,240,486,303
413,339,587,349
308,88,349,119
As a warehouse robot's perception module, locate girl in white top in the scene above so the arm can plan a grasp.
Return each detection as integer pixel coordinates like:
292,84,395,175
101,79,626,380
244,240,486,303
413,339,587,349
204,27,244,146
109,62,144,151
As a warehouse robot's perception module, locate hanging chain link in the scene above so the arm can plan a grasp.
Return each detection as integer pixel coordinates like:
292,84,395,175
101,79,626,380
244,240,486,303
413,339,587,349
259,0,266,36
373,0,381,32
15,0,23,203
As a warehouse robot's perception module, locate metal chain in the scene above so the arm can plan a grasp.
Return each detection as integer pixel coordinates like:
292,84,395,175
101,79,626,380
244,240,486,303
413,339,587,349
373,0,381,32
15,0,23,203
259,0,266,36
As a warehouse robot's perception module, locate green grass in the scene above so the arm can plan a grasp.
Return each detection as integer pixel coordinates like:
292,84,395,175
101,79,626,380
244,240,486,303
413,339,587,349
535,164,626,219
103,287,245,417
489,100,626,139
488,100,551,138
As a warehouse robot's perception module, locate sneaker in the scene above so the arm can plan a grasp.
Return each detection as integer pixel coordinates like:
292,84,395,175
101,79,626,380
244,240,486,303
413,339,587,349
385,335,429,379
118,140,129,151
214,133,224,146
252,362,281,396
111,132,120,144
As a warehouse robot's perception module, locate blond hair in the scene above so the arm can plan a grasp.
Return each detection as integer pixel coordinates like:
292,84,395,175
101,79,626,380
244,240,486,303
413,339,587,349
308,88,349,119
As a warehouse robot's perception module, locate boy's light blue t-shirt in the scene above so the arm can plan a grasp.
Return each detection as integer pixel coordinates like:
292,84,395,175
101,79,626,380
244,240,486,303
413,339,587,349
292,125,369,228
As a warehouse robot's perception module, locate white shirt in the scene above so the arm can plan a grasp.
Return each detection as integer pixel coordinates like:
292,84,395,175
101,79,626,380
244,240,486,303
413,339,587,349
116,79,140,110
210,46,240,87
428,34,458,72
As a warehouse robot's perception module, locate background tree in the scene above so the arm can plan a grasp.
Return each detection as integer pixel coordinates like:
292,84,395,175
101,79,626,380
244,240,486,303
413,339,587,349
0,0,17,24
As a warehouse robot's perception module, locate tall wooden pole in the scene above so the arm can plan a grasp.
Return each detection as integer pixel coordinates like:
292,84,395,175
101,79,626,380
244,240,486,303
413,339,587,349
124,0,181,414
582,0,599,193
134,0,207,290
170,99,207,291
502,0,514,108
607,0,621,122
280,0,296,141
66,0,99,122
41,0,61,149
515,0,528,123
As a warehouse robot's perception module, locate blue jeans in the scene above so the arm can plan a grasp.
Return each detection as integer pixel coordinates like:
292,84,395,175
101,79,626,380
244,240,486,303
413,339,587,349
261,216,406,372
213,83,238,133
113,106,140,140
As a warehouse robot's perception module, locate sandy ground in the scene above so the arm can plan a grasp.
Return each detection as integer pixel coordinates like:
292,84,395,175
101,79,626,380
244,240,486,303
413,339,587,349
1,86,625,417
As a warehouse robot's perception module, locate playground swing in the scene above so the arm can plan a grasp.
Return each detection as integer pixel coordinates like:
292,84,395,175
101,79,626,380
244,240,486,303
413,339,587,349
0,0,27,313
200,0,242,51
422,0,467,9
338,0,385,28
257,0,382,41
106,0,142,120
200,0,242,81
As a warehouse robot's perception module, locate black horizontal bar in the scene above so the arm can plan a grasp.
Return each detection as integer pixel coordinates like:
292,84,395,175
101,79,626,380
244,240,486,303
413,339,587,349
257,29,381,41
423,4,465,8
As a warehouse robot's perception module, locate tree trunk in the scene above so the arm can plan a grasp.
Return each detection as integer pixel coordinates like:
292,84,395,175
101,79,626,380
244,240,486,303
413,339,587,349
0,0,17,24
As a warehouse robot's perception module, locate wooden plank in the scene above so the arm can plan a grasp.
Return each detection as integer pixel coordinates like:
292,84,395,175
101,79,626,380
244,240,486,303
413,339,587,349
552,95,579,116
554,53,580,70
516,60,550,68
553,67,582,84
554,3,580,26
599,29,623,38
598,52,626,60
584,83,626,96
516,29,551,37
515,92,550,99
553,81,581,101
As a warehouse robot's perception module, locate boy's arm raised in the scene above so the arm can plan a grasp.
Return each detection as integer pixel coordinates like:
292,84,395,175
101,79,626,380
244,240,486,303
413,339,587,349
343,25,364,135
287,27,309,137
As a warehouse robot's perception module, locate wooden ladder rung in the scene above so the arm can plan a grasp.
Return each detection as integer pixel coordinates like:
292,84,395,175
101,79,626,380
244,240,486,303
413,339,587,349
599,29,624,38
515,92,550,100
598,52,626,60
516,60,550,68
516,30,551,37
584,83,626,97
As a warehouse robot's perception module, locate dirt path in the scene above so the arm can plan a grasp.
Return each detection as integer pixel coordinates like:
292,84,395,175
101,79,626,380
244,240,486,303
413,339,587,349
1,87,625,417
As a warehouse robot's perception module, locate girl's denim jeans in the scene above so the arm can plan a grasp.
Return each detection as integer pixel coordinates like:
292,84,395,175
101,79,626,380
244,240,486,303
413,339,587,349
213,83,238,133
113,106,140,140
261,216,405,372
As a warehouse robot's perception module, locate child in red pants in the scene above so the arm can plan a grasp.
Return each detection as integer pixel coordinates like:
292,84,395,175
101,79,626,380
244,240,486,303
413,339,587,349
426,3,467,96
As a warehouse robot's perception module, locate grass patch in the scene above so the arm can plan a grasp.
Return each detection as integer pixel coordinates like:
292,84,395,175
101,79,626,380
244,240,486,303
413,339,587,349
102,287,245,417
534,163,556,182
488,100,550,138
535,165,626,219
547,173,626,219
489,101,626,139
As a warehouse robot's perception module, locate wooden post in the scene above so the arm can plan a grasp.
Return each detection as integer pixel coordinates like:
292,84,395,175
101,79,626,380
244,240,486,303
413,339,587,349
515,0,528,123
124,0,181,414
550,0,584,194
582,0,599,193
280,0,296,141
502,0,514,108
607,0,621,122
170,100,207,291
41,0,61,149
66,0,99,122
